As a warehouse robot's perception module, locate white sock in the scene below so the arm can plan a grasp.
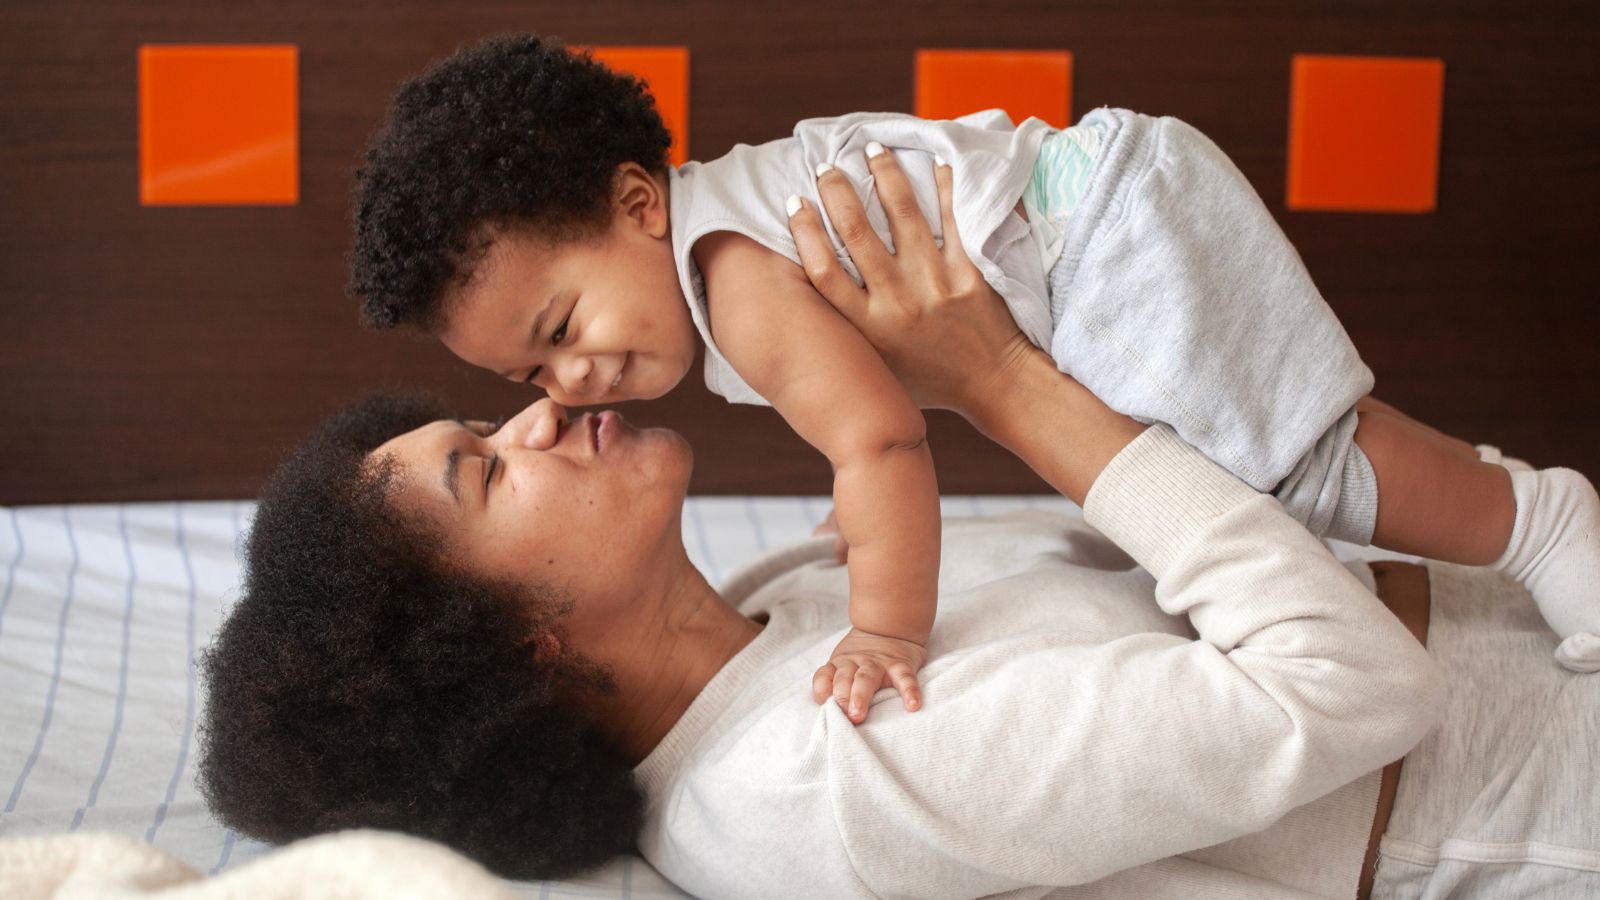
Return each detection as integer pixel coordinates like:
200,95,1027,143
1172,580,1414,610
1475,443,1534,472
1492,468,1600,673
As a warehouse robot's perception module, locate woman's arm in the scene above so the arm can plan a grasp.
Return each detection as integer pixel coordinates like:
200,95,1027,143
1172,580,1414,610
775,154,1445,894
785,153,1145,505
806,431,1447,893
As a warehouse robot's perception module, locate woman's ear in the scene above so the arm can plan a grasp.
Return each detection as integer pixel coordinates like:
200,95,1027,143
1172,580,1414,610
530,632,563,663
614,162,669,238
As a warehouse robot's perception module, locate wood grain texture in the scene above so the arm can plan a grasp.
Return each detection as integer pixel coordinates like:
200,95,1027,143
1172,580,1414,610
2,0,1597,503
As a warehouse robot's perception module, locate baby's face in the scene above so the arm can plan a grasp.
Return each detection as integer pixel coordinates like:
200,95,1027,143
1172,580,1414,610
439,213,697,407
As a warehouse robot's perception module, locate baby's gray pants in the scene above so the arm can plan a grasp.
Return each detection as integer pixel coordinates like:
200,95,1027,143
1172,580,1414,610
1047,107,1378,544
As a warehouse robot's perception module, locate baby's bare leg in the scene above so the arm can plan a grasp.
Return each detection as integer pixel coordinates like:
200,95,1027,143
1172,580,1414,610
1355,410,1513,564
1357,396,1533,472
1354,396,1478,460
1358,407,1600,672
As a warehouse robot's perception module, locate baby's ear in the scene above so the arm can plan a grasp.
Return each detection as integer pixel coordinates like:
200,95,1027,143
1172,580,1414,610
614,162,669,236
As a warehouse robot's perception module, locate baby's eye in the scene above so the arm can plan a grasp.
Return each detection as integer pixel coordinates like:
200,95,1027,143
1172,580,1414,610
552,312,572,345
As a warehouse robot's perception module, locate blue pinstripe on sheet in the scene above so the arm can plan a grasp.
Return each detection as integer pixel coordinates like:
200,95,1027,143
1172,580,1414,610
686,499,723,583
68,505,137,831
210,500,248,875
0,507,22,640
6,508,79,814
211,827,238,876
742,497,768,550
146,505,199,843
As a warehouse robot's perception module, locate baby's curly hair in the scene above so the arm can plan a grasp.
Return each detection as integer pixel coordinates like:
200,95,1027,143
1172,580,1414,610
349,33,674,332
198,391,644,879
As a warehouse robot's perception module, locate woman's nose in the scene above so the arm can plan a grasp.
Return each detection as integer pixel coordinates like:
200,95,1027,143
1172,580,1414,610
498,398,568,450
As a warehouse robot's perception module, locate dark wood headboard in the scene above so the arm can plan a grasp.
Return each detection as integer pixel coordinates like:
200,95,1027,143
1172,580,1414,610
3,1,1596,503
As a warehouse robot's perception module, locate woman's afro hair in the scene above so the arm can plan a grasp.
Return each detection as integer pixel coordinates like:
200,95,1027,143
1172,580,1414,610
198,390,644,879
349,33,674,332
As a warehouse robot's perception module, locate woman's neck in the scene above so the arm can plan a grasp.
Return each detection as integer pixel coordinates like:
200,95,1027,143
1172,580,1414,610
586,553,764,764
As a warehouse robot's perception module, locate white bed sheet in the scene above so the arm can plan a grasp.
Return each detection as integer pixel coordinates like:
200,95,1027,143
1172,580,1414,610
0,495,1084,897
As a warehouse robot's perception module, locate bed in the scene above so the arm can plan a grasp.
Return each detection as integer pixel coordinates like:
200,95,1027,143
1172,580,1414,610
0,494,1121,896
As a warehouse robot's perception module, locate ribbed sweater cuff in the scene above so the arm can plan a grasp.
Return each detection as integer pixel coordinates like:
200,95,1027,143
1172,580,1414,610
1083,425,1259,578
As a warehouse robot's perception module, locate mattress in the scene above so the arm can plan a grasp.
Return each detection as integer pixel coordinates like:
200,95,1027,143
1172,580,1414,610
0,495,1080,896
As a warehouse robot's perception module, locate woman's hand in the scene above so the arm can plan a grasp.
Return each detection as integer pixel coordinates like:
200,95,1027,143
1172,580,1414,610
789,147,1146,505
811,507,849,565
785,150,1040,417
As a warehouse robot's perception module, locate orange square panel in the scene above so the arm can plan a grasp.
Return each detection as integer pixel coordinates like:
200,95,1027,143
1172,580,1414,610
139,44,299,205
916,50,1073,128
1287,54,1444,213
589,46,690,167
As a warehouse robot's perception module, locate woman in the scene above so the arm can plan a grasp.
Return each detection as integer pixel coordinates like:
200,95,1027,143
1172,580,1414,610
201,153,1596,898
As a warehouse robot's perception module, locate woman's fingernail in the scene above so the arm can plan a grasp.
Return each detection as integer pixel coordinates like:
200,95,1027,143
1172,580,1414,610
933,153,947,168
815,162,834,178
849,703,860,718
785,194,802,217
866,141,886,159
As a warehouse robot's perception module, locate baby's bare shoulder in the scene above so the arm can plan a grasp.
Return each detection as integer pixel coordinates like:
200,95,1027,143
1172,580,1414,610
689,230,880,399
693,230,801,282
693,230,811,338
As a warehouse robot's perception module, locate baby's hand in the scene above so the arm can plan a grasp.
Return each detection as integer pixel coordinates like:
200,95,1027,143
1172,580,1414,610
812,628,927,724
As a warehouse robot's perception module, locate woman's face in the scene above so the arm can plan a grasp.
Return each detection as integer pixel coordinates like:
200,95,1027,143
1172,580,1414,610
371,398,693,617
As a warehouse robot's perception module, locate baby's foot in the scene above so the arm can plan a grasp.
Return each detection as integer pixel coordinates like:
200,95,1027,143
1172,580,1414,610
1492,467,1600,672
1476,444,1534,473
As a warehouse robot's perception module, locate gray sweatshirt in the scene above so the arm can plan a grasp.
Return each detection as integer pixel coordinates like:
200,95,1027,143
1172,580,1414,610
634,426,1446,899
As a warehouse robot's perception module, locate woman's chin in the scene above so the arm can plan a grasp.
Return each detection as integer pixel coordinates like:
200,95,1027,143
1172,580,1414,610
662,430,695,485
626,423,694,482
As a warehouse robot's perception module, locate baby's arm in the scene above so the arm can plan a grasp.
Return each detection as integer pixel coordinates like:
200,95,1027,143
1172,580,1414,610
693,230,940,724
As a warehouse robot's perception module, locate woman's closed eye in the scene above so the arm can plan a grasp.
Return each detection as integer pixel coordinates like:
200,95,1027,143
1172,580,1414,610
483,453,500,494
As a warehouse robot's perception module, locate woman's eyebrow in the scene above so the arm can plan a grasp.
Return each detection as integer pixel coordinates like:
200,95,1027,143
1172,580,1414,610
454,418,505,435
443,447,462,503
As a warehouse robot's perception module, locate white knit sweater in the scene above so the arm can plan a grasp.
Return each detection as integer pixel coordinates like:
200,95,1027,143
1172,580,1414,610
635,426,1447,899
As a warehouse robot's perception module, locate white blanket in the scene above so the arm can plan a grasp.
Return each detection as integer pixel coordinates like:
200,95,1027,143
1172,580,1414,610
0,829,510,899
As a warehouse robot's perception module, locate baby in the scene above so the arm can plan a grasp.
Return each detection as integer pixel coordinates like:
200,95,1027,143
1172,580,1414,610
349,35,1600,723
